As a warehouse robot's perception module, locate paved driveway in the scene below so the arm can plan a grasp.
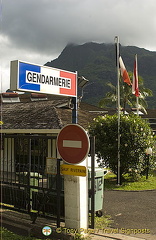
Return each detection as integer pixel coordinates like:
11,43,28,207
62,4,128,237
103,190,156,238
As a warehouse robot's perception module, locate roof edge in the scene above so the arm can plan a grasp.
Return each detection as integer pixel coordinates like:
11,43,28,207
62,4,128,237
1,129,60,134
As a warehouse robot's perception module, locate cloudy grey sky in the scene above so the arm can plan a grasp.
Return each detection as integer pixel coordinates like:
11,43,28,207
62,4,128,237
1,0,156,91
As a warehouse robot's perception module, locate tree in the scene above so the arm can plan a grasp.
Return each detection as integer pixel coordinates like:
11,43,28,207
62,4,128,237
99,73,153,113
88,114,155,181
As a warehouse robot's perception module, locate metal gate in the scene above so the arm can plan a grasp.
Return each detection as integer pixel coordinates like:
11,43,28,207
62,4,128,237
0,134,64,226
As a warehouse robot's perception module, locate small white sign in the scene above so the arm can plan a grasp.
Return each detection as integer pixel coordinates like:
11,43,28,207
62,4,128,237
46,157,57,175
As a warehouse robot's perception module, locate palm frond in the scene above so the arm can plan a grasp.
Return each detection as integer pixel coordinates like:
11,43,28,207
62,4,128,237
99,73,153,111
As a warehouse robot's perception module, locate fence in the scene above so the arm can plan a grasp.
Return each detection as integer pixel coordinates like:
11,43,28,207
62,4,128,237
0,134,64,226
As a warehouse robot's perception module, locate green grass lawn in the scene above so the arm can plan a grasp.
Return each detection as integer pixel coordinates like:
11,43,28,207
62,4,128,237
0,227,43,240
104,171,156,191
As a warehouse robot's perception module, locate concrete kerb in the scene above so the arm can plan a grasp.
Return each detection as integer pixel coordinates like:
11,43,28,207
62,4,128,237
107,189,156,192
91,232,147,240
91,232,156,240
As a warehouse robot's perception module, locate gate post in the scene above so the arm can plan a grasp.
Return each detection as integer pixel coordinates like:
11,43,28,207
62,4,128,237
56,158,61,228
64,158,88,230
27,138,31,213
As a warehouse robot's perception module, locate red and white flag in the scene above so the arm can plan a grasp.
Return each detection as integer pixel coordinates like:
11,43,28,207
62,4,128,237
132,54,140,97
119,56,131,85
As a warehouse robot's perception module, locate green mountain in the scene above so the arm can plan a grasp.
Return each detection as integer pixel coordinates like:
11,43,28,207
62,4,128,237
45,42,156,108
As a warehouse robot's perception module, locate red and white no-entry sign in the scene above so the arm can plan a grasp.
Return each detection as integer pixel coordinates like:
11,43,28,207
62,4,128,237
57,124,90,164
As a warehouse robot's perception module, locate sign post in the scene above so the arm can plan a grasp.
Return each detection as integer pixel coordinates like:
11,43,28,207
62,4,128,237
57,124,89,230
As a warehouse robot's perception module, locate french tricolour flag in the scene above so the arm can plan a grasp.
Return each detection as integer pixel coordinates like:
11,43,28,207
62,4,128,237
132,54,140,97
119,56,131,86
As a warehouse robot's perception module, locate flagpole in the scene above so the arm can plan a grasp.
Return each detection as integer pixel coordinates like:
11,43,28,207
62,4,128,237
136,95,139,116
133,54,139,115
136,54,139,116
115,36,121,185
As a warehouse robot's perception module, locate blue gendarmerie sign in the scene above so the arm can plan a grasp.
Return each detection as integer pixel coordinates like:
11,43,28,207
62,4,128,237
10,60,77,97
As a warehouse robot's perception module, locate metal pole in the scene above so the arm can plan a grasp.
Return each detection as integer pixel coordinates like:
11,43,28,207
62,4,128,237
115,36,121,185
136,96,139,116
28,138,31,212
90,136,95,229
72,96,77,124
56,159,61,228
136,54,139,116
72,71,78,124
146,154,149,180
